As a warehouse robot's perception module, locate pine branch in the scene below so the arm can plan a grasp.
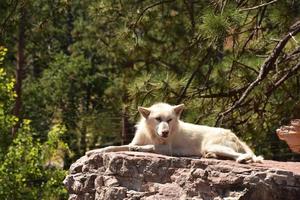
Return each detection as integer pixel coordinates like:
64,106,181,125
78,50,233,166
216,21,300,123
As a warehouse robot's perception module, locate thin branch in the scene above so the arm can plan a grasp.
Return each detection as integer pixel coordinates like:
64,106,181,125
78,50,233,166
196,86,248,98
289,32,299,45
279,46,300,64
135,0,174,26
132,0,175,44
184,0,195,32
239,0,278,12
233,60,259,74
216,21,300,123
176,50,211,104
239,6,266,57
266,61,300,96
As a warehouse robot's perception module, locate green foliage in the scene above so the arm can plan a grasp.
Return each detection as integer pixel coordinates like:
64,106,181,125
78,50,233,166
0,48,68,199
35,52,111,156
200,11,230,44
0,46,17,154
0,122,68,200
269,0,300,31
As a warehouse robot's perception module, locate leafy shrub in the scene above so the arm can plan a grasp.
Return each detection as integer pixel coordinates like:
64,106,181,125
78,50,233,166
0,47,68,200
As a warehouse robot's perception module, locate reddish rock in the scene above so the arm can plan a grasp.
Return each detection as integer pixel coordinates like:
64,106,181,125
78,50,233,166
64,152,300,200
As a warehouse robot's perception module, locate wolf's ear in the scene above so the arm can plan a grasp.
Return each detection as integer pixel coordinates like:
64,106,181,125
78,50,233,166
173,104,185,117
138,106,151,118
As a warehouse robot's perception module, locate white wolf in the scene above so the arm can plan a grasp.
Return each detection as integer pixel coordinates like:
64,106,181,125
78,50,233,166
86,103,263,163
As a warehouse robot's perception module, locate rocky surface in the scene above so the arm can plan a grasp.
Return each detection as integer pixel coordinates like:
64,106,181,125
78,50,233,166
64,152,300,200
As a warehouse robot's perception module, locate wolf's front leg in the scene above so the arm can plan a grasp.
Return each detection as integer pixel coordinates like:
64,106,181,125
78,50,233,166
86,144,159,156
86,144,182,157
86,145,131,156
131,144,194,156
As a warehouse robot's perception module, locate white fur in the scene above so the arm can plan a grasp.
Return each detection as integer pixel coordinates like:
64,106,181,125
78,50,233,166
86,103,263,163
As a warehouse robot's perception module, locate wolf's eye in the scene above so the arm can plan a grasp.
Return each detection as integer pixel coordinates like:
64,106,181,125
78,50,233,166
167,118,172,123
155,117,162,122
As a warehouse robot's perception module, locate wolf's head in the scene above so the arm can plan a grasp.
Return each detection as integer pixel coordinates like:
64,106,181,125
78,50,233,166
138,103,184,140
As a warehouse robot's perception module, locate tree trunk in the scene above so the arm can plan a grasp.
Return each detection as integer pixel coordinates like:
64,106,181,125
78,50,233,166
12,2,26,136
65,3,73,55
121,107,130,145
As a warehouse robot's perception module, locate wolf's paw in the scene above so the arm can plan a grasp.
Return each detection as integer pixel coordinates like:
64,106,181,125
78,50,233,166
203,152,217,158
129,145,155,152
142,144,155,152
236,154,252,163
252,155,264,163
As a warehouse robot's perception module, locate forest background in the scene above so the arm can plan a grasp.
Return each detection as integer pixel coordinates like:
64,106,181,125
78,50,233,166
1,0,300,199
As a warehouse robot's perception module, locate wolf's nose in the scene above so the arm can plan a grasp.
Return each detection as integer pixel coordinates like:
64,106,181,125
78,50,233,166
162,131,169,138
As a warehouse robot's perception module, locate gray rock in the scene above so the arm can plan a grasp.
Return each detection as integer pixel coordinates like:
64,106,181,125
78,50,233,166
64,152,300,200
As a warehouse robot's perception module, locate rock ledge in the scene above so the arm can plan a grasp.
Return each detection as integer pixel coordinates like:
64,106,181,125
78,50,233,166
64,152,300,200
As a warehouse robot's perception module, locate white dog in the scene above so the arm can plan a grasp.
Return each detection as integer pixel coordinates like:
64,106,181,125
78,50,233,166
86,103,263,163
